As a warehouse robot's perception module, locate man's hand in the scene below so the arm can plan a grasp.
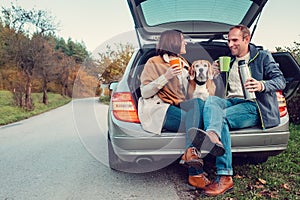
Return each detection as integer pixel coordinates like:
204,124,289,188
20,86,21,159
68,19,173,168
244,77,264,92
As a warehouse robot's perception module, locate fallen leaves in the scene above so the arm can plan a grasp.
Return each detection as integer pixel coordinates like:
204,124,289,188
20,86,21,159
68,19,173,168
281,183,291,191
257,189,279,199
234,173,295,199
258,178,267,185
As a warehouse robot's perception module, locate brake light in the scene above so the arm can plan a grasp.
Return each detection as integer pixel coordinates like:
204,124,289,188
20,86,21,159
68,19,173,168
276,91,288,117
111,92,140,123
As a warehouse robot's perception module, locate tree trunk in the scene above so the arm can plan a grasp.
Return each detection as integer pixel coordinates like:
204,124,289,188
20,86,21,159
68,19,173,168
42,80,48,105
62,83,69,97
60,84,64,96
65,85,69,97
42,88,48,105
13,88,24,107
61,83,66,97
25,76,33,110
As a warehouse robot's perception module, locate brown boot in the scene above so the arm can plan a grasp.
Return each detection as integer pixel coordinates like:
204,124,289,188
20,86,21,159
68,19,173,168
179,147,203,169
188,128,225,157
204,176,234,196
188,173,211,190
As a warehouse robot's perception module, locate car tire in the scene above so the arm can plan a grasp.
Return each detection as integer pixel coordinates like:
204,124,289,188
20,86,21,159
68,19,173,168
248,156,269,164
107,132,128,171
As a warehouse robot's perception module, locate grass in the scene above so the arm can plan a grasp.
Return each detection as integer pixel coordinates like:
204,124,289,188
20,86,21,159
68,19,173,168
196,124,300,200
99,95,111,105
0,90,71,125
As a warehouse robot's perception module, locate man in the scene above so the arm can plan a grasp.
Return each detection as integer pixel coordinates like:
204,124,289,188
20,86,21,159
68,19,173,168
188,24,286,196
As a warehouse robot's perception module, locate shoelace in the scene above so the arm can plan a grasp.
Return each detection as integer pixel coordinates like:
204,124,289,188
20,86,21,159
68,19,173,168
191,147,202,158
214,176,223,185
203,175,210,184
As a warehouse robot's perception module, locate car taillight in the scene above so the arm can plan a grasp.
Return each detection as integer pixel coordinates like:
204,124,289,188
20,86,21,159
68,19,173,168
276,91,288,117
111,92,140,123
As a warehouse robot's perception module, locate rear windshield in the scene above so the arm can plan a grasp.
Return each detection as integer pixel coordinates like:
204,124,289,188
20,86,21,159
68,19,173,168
140,0,252,26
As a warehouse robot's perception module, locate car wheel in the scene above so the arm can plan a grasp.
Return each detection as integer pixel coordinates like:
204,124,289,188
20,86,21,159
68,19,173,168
249,156,269,164
107,132,128,171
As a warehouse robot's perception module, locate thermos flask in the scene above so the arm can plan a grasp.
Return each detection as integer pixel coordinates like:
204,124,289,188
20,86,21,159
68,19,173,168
238,60,256,100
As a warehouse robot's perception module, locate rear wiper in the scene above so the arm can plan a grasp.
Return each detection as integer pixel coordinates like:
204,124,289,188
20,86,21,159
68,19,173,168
207,34,226,43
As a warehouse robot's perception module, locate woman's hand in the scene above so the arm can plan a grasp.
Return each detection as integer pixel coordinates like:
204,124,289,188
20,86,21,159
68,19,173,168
164,66,182,80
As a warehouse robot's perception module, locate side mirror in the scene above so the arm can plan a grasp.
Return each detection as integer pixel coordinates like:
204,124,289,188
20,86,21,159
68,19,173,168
109,82,118,91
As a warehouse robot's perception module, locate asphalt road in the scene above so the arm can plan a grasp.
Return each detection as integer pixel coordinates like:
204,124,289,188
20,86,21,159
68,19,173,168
0,98,196,200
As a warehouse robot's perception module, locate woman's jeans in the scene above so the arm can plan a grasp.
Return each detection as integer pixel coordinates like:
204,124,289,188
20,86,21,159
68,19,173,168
163,98,205,176
203,96,259,176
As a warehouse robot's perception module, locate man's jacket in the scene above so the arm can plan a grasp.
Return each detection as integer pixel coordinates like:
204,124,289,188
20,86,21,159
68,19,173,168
217,44,286,129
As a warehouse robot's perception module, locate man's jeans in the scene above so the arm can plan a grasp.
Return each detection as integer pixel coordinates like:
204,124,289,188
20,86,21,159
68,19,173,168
163,98,205,176
203,96,259,176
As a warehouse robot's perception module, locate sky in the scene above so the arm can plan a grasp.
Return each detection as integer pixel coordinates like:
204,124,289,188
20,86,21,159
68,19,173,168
1,0,300,53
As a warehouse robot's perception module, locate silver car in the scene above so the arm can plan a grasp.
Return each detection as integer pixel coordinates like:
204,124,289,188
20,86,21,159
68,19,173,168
107,0,300,173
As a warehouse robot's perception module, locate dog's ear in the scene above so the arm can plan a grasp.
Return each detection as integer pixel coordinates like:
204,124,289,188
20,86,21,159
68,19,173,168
206,79,216,96
207,61,214,79
189,61,196,80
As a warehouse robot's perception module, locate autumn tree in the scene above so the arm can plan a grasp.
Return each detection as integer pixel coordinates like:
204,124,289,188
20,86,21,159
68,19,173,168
97,43,135,84
31,35,62,104
0,22,5,66
54,36,91,97
0,25,19,67
0,24,22,101
57,54,76,97
1,3,59,109
31,35,88,101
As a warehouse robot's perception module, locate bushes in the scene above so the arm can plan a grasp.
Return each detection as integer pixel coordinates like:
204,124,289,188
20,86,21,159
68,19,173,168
287,87,300,124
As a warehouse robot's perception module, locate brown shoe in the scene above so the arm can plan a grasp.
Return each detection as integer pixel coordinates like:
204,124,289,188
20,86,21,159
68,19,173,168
188,173,211,190
179,147,203,169
204,176,234,196
187,128,225,157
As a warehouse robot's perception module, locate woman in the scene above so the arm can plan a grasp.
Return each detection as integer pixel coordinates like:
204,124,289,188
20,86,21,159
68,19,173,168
138,30,210,189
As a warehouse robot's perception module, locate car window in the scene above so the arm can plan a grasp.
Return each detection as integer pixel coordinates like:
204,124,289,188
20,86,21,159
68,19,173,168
140,0,252,26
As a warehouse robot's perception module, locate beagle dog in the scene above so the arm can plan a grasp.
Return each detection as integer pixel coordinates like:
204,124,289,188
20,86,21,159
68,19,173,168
188,60,216,101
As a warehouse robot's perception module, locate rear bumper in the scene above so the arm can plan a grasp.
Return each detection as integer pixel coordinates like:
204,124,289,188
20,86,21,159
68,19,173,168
108,113,290,162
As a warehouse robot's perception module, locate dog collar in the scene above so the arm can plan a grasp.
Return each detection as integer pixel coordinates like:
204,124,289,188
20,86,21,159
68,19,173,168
194,79,206,86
